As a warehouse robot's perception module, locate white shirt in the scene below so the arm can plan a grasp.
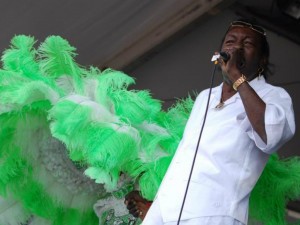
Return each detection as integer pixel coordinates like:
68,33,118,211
156,77,295,224
142,196,243,225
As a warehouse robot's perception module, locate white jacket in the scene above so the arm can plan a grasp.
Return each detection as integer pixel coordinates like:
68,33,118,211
156,77,295,224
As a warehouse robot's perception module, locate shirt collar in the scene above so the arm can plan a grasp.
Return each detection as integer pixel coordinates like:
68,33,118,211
247,76,267,94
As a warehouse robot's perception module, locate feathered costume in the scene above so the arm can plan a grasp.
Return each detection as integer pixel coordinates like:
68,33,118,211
0,35,299,225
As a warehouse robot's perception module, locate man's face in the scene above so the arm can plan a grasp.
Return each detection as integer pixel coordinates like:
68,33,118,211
221,26,264,79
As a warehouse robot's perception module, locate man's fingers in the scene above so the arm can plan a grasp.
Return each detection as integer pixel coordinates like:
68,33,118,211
126,201,136,210
129,208,140,218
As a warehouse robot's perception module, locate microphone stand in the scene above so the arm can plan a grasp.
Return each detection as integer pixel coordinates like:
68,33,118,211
176,62,218,225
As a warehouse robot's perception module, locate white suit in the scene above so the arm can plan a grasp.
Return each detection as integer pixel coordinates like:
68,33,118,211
142,77,295,225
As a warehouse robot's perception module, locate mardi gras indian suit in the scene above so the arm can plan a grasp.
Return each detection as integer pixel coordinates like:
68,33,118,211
0,35,299,225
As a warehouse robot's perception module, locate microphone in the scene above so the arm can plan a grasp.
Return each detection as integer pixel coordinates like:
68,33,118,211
219,51,230,62
211,51,245,68
211,51,230,63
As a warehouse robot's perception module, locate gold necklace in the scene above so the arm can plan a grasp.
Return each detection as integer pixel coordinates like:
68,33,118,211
215,97,225,109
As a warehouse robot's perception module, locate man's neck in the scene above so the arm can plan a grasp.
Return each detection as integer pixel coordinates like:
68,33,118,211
222,82,236,101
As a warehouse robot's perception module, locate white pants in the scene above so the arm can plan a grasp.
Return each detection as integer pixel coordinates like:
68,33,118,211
142,199,245,225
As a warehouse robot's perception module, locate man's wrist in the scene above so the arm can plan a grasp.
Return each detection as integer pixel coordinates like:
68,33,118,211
233,74,247,91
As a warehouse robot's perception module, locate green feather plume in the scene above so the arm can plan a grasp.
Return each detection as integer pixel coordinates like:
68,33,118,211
49,99,139,191
250,154,300,225
1,35,39,77
95,68,135,109
38,36,84,94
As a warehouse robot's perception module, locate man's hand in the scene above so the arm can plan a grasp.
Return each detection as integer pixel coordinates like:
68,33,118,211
124,190,152,220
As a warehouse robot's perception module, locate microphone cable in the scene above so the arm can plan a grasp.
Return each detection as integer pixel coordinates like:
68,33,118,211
176,61,219,225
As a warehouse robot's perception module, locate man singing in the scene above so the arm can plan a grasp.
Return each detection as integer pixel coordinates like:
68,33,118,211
129,19,295,225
